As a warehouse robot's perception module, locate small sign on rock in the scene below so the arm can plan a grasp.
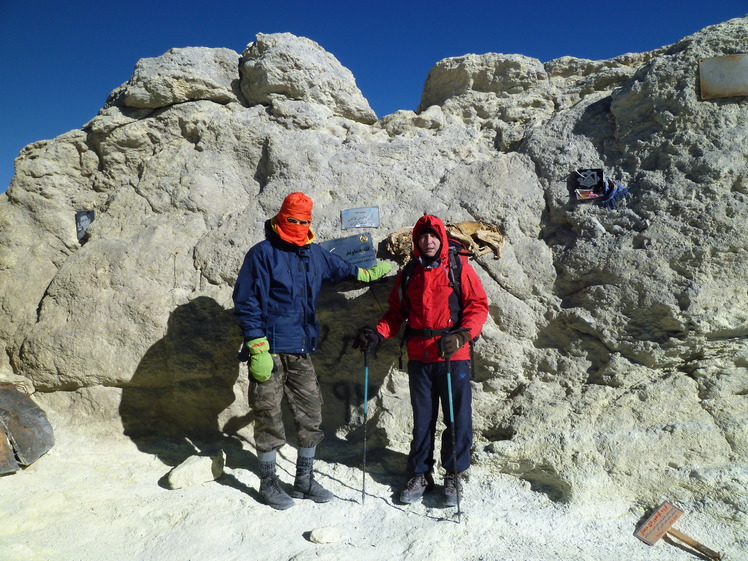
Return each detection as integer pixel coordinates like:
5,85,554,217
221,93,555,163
318,233,377,269
634,500,722,560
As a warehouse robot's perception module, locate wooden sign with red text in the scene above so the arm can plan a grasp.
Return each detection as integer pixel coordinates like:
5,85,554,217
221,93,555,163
634,501,684,545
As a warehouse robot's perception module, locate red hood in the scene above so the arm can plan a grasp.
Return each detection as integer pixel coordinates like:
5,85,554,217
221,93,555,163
412,215,448,262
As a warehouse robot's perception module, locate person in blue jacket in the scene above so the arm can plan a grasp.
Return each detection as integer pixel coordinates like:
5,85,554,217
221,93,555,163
233,192,391,510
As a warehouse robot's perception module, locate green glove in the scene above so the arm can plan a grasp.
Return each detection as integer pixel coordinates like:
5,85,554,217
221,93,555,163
357,261,393,282
247,337,273,382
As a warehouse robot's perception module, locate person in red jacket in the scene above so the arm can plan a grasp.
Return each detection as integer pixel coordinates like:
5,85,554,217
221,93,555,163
355,214,488,506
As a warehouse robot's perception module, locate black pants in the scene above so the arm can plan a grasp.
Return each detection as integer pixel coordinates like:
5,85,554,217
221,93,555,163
406,360,472,476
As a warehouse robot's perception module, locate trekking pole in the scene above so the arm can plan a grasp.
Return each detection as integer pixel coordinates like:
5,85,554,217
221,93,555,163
469,340,475,380
445,357,462,524
362,349,370,505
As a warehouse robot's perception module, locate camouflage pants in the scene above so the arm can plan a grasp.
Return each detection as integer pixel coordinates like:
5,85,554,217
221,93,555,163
248,353,324,453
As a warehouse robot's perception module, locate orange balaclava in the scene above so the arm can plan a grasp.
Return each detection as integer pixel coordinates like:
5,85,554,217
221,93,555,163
274,192,314,246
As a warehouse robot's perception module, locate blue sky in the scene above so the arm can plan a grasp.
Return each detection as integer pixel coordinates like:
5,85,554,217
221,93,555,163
1,1,745,193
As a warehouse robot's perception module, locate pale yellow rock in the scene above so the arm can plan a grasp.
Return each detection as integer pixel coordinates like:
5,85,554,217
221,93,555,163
166,452,225,490
308,526,343,544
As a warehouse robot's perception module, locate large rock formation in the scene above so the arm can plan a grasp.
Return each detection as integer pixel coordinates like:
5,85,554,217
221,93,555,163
0,19,746,530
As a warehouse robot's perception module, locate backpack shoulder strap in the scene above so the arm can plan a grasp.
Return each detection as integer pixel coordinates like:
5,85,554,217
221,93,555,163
398,259,418,316
446,238,471,303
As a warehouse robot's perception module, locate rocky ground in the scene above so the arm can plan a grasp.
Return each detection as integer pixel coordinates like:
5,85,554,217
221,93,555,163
1,404,740,561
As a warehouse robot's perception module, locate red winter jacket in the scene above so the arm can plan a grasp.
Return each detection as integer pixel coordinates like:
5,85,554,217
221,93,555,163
376,215,489,363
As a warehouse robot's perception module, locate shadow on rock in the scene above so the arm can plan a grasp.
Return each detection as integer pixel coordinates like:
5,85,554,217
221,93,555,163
313,278,409,488
119,296,248,468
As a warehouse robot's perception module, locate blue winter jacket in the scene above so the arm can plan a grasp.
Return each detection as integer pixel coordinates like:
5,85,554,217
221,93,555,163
233,221,358,354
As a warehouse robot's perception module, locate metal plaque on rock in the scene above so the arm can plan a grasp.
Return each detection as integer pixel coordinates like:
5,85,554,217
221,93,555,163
75,210,96,241
700,54,748,100
341,207,380,230
318,233,377,269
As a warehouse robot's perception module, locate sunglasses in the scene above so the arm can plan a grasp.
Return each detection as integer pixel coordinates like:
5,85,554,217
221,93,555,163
286,217,310,225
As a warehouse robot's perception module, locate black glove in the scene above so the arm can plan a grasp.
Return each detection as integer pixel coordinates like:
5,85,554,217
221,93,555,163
237,342,250,362
439,328,471,359
353,327,384,354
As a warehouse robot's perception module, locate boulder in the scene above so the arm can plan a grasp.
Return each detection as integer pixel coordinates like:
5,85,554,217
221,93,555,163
0,384,55,474
165,451,226,489
116,46,243,108
240,33,377,124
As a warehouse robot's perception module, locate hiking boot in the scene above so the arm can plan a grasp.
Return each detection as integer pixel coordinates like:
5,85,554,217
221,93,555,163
443,472,463,507
292,473,335,502
259,475,296,510
399,473,435,504
292,446,335,502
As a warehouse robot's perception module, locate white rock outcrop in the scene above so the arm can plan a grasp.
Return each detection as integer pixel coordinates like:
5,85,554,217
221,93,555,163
0,19,746,535
240,32,377,124
117,46,243,108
